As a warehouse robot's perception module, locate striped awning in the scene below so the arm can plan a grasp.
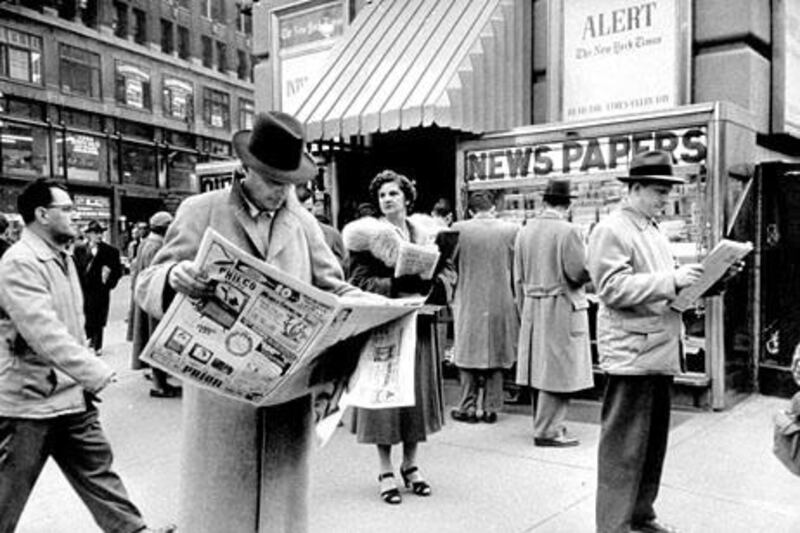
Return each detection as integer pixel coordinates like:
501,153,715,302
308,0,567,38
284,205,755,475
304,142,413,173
294,0,529,140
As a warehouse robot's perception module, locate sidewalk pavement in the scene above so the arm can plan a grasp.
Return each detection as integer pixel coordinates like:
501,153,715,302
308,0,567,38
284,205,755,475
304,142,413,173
14,280,800,532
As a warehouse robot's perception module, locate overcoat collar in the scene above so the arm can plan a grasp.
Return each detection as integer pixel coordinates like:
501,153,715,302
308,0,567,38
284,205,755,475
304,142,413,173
228,178,292,261
620,203,659,231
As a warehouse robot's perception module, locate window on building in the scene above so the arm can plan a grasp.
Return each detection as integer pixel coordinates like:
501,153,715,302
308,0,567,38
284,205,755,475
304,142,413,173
132,8,147,45
237,6,253,34
0,27,43,85
162,77,194,122
201,35,212,68
81,0,98,28
177,26,190,60
161,19,174,54
114,61,151,110
203,88,230,130
167,150,198,191
216,41,227,73
59,44,101,98
236,49,248,81
239,99,254,130
203,0,225,22
55,130,106,183
0,122,50,178
113,2,128,39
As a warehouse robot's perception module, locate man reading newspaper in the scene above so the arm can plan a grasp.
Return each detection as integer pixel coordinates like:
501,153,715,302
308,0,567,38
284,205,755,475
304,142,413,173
136,112,368,533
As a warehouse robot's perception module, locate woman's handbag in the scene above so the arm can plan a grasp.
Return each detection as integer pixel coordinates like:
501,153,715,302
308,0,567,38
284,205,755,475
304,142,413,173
773,394,800,476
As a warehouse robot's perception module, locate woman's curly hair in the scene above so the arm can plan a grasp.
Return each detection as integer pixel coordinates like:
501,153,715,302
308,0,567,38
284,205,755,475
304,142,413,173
368,169,417,212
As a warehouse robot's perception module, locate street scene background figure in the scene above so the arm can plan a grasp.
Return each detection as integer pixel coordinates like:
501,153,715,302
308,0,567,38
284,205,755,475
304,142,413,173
130,211,180,398
74,219,123,355
0,178,172,533
514,178,593,447
588,150,704,533
450,190,519,424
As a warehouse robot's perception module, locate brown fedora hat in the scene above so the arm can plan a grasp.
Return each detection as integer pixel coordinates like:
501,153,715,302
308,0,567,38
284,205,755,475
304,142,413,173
232,111,317,185
618,150,686,185
543,178,577,200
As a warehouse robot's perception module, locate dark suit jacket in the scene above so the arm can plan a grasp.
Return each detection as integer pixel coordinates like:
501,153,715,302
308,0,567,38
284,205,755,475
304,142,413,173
74,240,123,328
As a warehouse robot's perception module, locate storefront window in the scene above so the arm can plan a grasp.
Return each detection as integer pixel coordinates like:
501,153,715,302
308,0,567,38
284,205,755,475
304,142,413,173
199,137,232,159
115,60,152,110
59,44,101,98
239,99,254,130
59,108,104,130
0,27,43,84
55,131,106,182
168,150,197,191
120,141,157,187
202,87,230,130
1,96,44,120
0,122,50,177
163,77,193,122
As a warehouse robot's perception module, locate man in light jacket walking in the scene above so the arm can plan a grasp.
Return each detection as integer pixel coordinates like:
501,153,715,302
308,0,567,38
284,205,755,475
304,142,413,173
514,178,593,447
588,150,704,533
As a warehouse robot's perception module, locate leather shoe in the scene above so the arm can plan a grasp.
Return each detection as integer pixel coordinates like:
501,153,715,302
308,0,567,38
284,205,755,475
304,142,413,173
631,518,678,533
533,433,579,447
481,411,498,423
450,409,478,423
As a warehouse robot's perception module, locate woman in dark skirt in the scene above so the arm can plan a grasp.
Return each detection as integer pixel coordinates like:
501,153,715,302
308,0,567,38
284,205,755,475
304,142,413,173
343,170,454,505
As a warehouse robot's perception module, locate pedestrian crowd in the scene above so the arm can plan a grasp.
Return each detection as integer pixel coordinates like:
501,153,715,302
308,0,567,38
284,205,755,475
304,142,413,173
0,110,746,533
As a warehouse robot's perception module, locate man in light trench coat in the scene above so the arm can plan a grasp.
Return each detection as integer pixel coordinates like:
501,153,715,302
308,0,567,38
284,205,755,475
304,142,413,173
514,178,593,447
136,111,363,533
588,150,705,533
450,190,519,423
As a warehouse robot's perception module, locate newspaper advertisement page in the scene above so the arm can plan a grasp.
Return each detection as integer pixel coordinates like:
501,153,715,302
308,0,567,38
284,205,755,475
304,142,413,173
670,239,753,312
139,228,419,407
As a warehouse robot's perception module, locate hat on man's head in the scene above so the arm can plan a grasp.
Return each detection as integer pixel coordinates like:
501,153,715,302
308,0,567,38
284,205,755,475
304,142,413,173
542,178,577,201
618,150,686,185
149,211,173,228
232,111,317,185
85,220,106,233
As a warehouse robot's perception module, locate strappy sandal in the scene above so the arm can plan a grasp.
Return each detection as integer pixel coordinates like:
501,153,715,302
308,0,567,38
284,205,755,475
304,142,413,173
378,472,402,504
400,465,432,496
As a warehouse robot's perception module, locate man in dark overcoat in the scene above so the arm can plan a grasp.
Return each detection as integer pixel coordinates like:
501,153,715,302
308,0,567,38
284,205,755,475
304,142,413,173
588,150,705,533
74,220,123,354
514,179,592,447
450,191,519,423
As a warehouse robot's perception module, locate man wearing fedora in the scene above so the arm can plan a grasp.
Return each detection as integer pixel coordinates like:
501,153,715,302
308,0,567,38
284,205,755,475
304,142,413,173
74,219,123,355
449,190,519,424
136,111,364,532
514,178,593,447
587,150,705,533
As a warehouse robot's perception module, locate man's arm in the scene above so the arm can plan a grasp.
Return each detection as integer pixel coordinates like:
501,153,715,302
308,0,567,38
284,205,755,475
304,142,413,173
104,244,124,290
0,258,114,393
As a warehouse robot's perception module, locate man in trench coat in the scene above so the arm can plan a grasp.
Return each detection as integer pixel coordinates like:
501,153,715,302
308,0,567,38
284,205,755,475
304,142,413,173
514,179,593,446
136,111,361,533
450,191,519,423
587,150,705,533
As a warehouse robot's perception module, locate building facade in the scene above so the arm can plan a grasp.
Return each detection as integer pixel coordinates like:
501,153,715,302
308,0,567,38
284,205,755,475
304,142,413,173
0,0,256,245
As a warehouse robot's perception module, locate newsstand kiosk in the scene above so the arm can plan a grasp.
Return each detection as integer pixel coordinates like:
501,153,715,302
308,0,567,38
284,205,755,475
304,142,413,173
456,102,763,410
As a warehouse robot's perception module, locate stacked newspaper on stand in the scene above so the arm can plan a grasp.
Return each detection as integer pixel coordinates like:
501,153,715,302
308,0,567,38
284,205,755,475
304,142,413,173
139,228,422,407
670,238,753,312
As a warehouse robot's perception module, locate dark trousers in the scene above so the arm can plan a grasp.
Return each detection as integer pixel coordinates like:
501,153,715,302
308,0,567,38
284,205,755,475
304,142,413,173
596,375,672,533
0,405,146,533
456,368,504,413
86,324,105,351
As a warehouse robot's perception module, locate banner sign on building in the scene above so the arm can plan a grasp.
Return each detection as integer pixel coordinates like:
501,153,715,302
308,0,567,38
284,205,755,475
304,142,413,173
273,1,345,114
464,126,706,183
561,0,686,121
772,0,800,137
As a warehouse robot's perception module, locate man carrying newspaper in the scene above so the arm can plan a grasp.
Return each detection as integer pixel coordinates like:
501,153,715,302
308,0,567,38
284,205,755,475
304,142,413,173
136,111,364,533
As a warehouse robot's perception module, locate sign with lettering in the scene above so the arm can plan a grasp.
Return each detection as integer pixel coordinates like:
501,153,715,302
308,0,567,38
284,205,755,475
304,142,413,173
274,1,345,114
464,127,706,183
562,0,684,121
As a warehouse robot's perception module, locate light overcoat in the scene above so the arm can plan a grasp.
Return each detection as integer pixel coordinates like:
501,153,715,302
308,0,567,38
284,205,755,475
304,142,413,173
514,210,593,392
451,216,519,369
586,204,682,375
136,180,355,533
130,232,164,369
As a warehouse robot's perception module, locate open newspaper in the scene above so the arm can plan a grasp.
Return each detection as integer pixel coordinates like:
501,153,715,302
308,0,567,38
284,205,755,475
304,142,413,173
369,227,441,279
670,238,753,312
139,228,422,407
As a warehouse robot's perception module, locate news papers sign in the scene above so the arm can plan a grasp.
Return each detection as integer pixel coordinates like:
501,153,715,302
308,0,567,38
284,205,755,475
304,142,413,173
562,0,685,121
464,126,706,183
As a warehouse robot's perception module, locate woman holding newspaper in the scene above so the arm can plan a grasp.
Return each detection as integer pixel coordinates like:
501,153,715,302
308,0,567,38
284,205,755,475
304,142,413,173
343,170,455,505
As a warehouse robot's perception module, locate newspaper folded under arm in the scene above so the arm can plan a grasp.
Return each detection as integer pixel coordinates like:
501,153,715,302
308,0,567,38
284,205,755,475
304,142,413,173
670,238,753,312
393,242,440,279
